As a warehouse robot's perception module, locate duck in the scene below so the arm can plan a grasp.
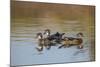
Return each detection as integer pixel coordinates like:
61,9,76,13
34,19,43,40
59,32,84,49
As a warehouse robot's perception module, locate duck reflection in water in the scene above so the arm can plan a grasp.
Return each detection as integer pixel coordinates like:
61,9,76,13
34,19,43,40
36,29,65,52
59,33,84,49
36,29,83,52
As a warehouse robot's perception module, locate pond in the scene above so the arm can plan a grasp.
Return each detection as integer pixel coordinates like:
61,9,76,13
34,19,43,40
11,18,93,66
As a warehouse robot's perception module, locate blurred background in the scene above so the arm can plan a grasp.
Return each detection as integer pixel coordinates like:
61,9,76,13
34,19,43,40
11,1,95,66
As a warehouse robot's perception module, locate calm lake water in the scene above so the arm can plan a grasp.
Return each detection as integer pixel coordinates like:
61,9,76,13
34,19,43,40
11,18,93,66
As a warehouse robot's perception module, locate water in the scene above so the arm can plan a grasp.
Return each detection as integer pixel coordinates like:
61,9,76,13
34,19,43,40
11,18,92,66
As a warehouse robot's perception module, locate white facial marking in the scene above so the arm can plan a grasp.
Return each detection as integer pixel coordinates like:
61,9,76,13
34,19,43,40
38,35,41,39
46,32,49,35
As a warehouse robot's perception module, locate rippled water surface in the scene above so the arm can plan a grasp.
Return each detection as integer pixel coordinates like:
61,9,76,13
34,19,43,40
11,18,94,66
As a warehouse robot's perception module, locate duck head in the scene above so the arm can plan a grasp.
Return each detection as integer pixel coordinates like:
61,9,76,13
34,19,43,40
36,33,43,39
77,32,84,37
44,29,50,36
